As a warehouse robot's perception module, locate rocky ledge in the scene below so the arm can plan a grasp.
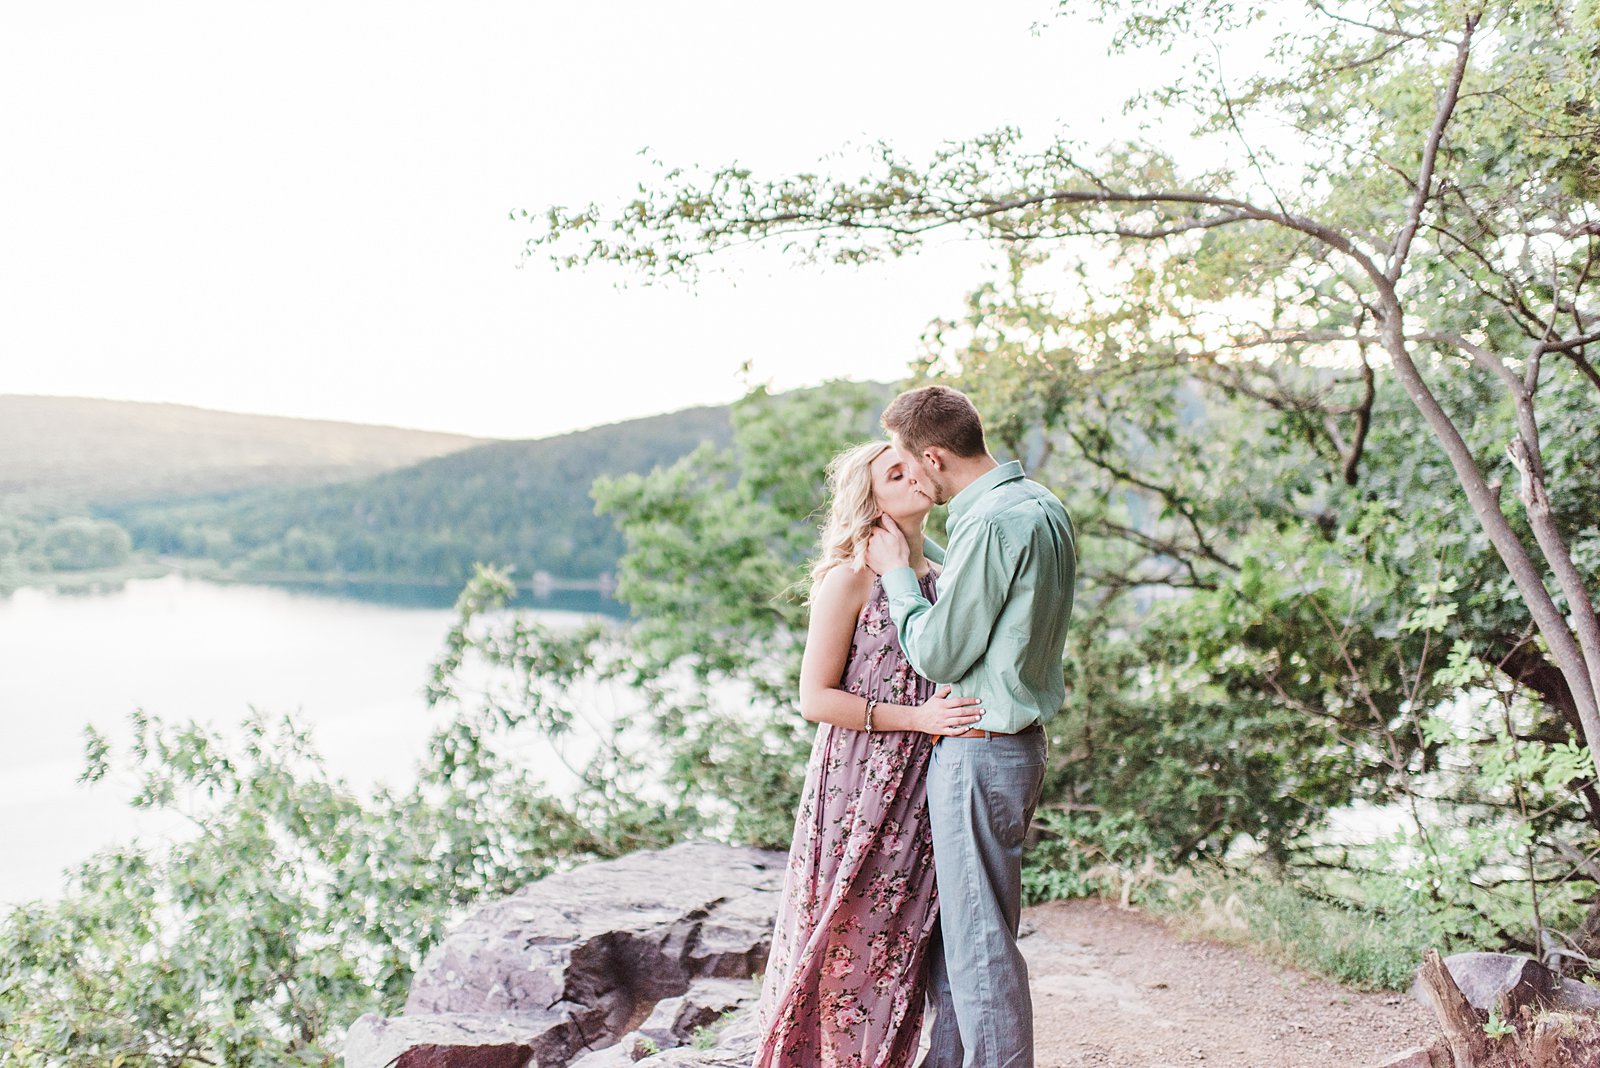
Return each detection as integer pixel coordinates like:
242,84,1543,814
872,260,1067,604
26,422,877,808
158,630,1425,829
344,841,785,1068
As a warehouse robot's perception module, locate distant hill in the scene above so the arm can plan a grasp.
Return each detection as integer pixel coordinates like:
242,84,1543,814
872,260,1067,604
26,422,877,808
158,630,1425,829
0,395,488,513
108,404,735,585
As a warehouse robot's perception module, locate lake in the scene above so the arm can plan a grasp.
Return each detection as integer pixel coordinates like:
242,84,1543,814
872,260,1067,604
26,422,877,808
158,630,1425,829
0,574,621,904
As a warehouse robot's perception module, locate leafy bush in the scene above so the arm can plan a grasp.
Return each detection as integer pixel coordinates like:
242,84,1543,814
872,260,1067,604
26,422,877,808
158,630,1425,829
1022,809,1165,905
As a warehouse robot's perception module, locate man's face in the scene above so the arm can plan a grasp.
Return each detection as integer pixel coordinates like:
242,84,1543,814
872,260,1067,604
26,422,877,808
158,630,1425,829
890,434,951,505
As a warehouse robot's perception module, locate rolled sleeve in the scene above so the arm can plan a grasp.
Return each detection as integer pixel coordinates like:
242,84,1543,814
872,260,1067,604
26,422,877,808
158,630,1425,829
880,565,923,603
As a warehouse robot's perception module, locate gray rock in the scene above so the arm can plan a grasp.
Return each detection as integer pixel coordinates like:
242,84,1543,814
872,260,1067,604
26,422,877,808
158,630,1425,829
1555,975,1600,1012
1413,951,1600,1015
636,1011,761,1067
406,841,782,1018
1424,951,1554,1012
520,993,763,1068
396,1043,536,1068
345,1001,624,1068
344,1013,553,1068
566,1038,648,1068
345,842,785,1068
636,978,759,1048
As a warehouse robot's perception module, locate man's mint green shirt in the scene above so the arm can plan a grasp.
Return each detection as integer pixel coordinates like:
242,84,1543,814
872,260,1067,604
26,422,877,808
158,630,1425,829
882,461,1077,733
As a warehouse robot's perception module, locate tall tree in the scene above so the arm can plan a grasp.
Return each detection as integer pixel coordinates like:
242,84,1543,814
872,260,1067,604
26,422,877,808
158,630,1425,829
530,0,1600,777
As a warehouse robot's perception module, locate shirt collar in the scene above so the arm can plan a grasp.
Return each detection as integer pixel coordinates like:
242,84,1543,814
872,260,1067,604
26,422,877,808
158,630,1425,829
947,460,1024,523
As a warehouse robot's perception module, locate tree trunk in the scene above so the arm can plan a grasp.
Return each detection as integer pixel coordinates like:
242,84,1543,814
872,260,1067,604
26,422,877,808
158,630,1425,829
1377,314,1600,782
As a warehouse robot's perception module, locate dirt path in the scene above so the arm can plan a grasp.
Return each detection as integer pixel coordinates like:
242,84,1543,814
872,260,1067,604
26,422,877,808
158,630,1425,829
1021,898,1434,1068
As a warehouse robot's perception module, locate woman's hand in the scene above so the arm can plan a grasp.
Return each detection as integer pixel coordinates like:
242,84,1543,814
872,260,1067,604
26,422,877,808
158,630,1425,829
915,685,984,735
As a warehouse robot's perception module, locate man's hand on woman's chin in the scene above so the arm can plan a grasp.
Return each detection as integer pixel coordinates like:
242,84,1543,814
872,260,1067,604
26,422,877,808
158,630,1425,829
865,515,912,575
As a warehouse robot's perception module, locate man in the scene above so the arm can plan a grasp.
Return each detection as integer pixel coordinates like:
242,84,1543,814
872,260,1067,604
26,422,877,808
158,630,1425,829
865,385,1076,1068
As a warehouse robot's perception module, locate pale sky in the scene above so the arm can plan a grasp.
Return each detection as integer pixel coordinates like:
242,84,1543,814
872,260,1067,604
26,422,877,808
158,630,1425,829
2,1,1159,439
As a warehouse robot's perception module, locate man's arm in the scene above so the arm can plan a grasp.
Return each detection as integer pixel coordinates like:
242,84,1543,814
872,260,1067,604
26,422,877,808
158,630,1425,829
923,536,945,567
798,564,985,733
880,518,1014,684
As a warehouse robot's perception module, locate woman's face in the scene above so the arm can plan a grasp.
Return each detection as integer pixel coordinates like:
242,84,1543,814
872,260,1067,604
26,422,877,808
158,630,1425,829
870,446,933,524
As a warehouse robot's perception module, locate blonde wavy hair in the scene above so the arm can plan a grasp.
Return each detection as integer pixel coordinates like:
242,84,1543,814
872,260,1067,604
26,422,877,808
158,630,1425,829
808,440,894,602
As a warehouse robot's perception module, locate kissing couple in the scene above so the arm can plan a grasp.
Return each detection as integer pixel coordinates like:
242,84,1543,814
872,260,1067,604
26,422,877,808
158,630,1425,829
752,385,1078,1068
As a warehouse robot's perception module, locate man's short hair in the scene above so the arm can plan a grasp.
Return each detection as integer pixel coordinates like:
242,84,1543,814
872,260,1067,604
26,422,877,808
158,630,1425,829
881,385,987,460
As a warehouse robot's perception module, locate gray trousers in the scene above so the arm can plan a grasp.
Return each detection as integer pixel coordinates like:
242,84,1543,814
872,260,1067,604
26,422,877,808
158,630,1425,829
919,728,1047,1068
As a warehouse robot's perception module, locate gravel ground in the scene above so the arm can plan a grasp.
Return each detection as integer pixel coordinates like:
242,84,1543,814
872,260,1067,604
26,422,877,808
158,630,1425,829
1019,898,1436,1068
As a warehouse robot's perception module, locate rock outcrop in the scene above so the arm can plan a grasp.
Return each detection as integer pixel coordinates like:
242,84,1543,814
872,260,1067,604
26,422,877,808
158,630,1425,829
1413,952,1600,1014
345,841,785,1068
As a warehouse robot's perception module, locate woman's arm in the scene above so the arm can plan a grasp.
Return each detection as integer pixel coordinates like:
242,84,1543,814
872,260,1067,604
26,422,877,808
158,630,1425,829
799,565,983,734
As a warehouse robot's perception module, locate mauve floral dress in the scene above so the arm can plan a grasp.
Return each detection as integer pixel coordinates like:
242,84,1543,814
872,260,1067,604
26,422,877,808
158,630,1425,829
753,569,941,1068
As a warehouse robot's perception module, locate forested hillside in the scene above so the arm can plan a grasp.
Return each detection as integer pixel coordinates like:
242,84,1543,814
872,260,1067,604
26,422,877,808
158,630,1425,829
108,403,735,584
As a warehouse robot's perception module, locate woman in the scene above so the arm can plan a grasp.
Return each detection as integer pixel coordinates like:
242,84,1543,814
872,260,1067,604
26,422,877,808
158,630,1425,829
753,441,985,1068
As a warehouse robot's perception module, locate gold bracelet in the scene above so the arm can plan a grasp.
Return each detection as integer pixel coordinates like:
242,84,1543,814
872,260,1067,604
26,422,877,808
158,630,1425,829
865,698,878,733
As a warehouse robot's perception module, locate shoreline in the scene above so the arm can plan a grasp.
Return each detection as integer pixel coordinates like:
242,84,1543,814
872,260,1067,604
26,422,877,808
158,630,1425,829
0,557,619,598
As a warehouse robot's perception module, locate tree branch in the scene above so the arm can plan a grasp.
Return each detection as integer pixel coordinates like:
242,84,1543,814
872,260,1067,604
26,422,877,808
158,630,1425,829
1307,0,1431,41
1415,330,1523,392
1507,437,1600,722
1065,426,1239,573
1537,329,1600,356
1375,299,1600,780
1343,339,1376,485
1389,13,1479,280
1086,517,1220,588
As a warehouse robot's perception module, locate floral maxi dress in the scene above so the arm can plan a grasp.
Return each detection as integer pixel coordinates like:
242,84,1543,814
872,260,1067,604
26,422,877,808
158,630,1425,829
753,571,941,1068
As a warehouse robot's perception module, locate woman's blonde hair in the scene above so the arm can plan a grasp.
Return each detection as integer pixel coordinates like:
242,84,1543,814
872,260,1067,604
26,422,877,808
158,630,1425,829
808,440,893,602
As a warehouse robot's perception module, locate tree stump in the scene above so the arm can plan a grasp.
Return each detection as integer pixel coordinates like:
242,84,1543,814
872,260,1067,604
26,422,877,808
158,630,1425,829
1418,949,1490,1068
1514,1015,1564,1068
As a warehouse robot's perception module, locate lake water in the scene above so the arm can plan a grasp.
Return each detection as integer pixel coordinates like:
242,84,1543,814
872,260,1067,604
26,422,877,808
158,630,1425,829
0,574,621,904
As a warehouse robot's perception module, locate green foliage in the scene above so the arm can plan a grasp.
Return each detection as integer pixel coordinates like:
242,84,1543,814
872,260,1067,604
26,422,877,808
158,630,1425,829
592,443,799,685
1022,810,1165,904
594,381,890,692
1060,526,1433,861
0,514,137,589
424,565,697,851
4,715,513,1066
36,517,132,571
1484,1002,1517,1038
948,247,1600,963
690,1013,739,1051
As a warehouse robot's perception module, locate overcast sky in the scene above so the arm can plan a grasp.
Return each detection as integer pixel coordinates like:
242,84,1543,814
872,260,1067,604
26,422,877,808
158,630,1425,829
3,1,1160,440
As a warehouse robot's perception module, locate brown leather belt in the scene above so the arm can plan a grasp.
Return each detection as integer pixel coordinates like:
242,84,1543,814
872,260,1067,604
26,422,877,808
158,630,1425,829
941,723,1043,741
